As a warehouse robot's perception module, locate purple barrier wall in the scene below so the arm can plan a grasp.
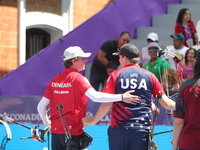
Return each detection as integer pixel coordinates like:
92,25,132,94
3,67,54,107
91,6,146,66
0,0,180,96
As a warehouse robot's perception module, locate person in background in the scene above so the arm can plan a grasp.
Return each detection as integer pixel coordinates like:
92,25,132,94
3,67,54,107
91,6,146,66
90,31,131,91
162,68,180,96
83,44,175,150
165,33,188,71
182,48,196,80
106,61,119,76
144,42,170,83
173,49,200,150
175,8,199,47
102,61,118,88
177,48,196,83
37,46,140,150
139,32,159,67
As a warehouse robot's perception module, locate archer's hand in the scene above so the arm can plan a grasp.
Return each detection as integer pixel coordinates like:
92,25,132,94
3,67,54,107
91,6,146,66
82,117,95,126
122,90,141,105
46,124,51,129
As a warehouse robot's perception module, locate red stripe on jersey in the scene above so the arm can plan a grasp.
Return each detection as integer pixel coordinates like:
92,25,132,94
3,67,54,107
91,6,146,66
111,102,134,121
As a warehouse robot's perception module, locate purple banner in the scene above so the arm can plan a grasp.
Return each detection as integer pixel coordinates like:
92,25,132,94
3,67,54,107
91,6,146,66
0,0,180,96
0,96,42,124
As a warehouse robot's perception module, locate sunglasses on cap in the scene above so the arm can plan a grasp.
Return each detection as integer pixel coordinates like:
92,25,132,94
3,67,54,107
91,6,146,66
117,48,125,55
148,49,158,53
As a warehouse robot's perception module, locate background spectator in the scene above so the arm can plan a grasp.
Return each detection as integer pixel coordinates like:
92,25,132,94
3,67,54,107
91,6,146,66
90,32,131,91
139,32,159,67
182,48,196,80
175,8,199,47
106,61,118,76
177,48,196,83
162,68,180,96
144,42,170,83
165,33,188,71
102,61,118,88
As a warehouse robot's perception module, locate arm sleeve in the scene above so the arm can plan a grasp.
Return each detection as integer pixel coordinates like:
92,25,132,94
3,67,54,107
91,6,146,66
37,97,51,125
85,88,122,102
174,23,182,33
76,75,93,95
173,90,185,118
100,40,112,54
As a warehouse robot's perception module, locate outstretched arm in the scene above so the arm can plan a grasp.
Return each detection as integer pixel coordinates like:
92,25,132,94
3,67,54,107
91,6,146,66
85,88,141,104
82,102,113,126
160,94,175,110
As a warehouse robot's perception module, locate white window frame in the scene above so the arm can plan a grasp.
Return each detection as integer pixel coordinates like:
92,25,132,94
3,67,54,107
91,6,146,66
18,0,73,66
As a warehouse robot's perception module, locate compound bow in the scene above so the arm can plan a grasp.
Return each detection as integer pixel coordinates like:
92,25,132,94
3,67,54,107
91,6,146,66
3,116,49,143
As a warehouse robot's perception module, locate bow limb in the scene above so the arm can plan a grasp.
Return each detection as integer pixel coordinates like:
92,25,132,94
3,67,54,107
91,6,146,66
0,119,12,150
0,120,12,140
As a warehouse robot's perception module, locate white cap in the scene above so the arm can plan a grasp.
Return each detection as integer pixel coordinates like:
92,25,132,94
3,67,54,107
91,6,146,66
147,32,159,41
63,46,91,61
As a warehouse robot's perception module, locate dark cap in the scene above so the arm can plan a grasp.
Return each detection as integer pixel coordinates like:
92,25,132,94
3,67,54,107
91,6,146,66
196,49,200,65
170,33,184,42
113,44,139,58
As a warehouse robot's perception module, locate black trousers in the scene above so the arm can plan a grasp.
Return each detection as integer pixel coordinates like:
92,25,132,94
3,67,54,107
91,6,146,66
90,67,108,91
52,133,82,150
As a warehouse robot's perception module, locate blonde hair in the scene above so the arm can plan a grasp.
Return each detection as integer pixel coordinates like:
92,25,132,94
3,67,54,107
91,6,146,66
164,68,179,88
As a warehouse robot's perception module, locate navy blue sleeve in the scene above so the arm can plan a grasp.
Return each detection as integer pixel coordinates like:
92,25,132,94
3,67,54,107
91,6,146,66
173,90,185,118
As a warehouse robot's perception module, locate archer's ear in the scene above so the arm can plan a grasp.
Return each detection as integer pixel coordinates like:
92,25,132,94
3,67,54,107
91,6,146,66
124,56,130,62
71,58,77,64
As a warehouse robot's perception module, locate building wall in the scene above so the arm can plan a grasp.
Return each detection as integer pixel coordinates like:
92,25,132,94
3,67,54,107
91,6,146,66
0,0,110,78
26,0,61,15
73,0,110,29
0,0,18,77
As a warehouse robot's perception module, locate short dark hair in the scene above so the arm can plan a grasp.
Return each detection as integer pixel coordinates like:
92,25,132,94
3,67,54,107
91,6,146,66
176,8,190,24
106,61,118,70
120,31,131,38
